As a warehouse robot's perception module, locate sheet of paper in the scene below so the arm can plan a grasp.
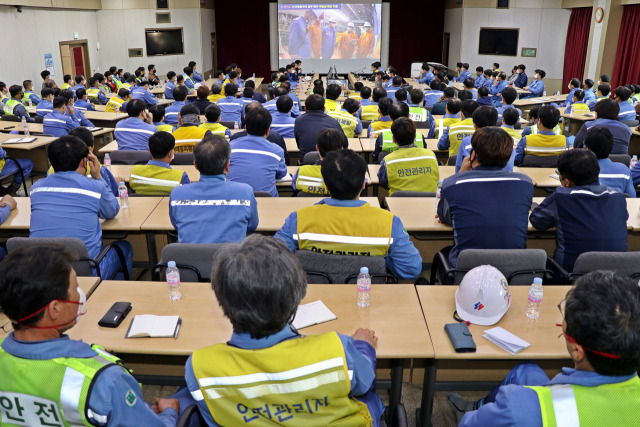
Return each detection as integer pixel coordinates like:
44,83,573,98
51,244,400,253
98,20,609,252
292,300,337,330
482,326,531,355
150,315,180,338
276,173,293,182
549,173,559,180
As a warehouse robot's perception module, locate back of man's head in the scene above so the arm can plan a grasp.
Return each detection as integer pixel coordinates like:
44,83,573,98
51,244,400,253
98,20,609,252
458,91,473,101
126,99,147,118
538,106,561,129
391,117,416,146
149,131,176,159
446,99,462,115
557,150,599,186
173,85,189,102
118,88,130,99
205,103,222,123
305,94,325,111
245,107,272,136
326,84,342,101
501,87,518,105
395,89,408,102
194,135,231,176
392,75,402,87
149,105,166,123
389,101,410,120
410,89,423,105
243,87,255,98
68,127,95,148
244,101,262,115
372,87,387,102
361,86,372,100
430,80,441,91
48,135,89,172
463,78,474,89
478,87,489,98
179,103,200,120
76,88,87,99
470,127,513,168
316,128,345,157
584,127,614,159
225,83,238,97
461,99,479,118
472,106,498,128
502,108,519,126
274,86,288,98
565,271,640,376
573,89,585,102
378,97,394,116
53,96,67,110
183,66,193,76
322,149,367,200
342,98,359,115
276,95,293,113
443,87,455,99
75,75,84,84
614,86,631,102
594,98,619,120
354,82,364,92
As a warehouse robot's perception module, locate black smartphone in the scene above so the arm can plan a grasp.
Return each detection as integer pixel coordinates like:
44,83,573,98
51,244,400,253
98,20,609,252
98,302,132,328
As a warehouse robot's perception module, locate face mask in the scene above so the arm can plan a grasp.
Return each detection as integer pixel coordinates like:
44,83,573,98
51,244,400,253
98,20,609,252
15,287,86,329
534,74,538,79
516,70,520,74
568,84,572,90
171,153,175,162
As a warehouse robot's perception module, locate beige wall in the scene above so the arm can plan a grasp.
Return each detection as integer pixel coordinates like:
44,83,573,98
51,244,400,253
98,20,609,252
0,0,101,9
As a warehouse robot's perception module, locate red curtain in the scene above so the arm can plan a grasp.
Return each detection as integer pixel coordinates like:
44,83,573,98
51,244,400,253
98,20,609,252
612,5,640,89
562,7,592,94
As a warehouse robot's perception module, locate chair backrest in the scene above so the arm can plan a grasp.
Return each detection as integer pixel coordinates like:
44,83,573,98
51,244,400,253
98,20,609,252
155,243,227,282
390,191,435,197
302,151,320,165
220,121,236,128
170,152,195,165
571,251,640,280
254,191,272,197
361,120,372,131
0,115,21,122
609,154,631,167
295,250,396,284
621,120,639,128
378,151,390,163
110,150,151,165
296,191,324,197
6,237,95,277
521,154,559,168
415,121,431,129
446,155,456,166
453,249,549,286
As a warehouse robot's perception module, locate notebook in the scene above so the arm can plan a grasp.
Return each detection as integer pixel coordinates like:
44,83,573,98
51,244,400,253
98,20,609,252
276,173,293,182
482,327,531,355
2,137,37,144
125,314,181,338
87,127,104,132
292,300,337,330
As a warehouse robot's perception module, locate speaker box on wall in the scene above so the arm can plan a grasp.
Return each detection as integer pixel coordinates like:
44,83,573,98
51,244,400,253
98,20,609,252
497,0,509,8
157,0,168,9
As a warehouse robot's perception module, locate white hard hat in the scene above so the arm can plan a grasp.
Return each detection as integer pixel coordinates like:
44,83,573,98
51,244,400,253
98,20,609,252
348,22,355,27
364,22,371,27
329,17,337,23
455,265,511,326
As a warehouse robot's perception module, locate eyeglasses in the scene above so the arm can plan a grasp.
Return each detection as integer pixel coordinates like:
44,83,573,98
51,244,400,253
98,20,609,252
1,320,13,334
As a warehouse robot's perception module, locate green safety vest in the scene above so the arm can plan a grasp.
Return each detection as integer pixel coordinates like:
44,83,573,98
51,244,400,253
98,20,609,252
327,110,359,138
3,99,22,116
409,106,430,123
381,130,423,152
0,338,124,427
114,78,123,90
531,124,563,136
86,88,100,99
526,376,640,427
130,164,185,196
99,84,111,94
21,92,34,105
384,146,439,195
447,118,475,156
295,164,329,195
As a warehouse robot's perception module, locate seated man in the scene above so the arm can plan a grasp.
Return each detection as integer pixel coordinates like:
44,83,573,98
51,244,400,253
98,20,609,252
36,87,56,117
293,128,344,195
324,83,342,112
294,94,348,158
373,102,427,162
21,79,41,106
386,75,404,100
614,86,636,121
181,234,384,426
476,86,494,107
270,95,296,138
217,83,244,124
574,99,633,155
367,97,394,140
264,85,301,118
3,85,34,122
378,117,439,195
43,96,79,137
515,105,568,166
564,89,590,115
114,99,157,151
74,88,97,112
170,136,258,243
361,86,385,120
193,85,211,115
130,132,190,195
130,80,157,106
500,108,525,145
60,89,94,128
496,87,522,123
171,104,212,152
434,99,462,139
327,97,362,138
530,150,628,271
584,127,635,197
521,106,563,137
164,85,188,126
86,76,108,105
105,88,131,113
276,149,422,279
199,103,231,137
164,71,177,100
408,89,435,138
30,136,133,279
0,246,179,426
587,83,611,111
521,69,545,98
431,86,455,115
207,83,224,103
450,270,640,427
149,104,173,132
0,129,32,195
228,107,287,197
462,77,478,99
438,127,533,267
437,99,478,157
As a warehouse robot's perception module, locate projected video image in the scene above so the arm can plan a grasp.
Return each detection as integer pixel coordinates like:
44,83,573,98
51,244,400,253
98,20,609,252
278,3,382,60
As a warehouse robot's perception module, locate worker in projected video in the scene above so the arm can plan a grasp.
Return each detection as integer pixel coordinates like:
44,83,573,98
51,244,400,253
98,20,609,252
309,14,322,59
339,22,358,59
356,22,375,59
288,9,316,59
321,16,338,59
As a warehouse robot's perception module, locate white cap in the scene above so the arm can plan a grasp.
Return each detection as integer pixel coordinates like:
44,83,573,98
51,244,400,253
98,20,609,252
167,261,176,268
348,22,355,27
360,267,369,274
364,22,371,28
455,265,511,326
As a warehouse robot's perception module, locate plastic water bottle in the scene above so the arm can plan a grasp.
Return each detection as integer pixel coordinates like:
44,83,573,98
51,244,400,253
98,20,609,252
118,181,129,208
21,117,29,137
356,267,371,308
435,180,443,206
234,121,239,130
166,261,182,301
103,153,111,171
630,155,638,170
543,90,547,97
525,277,544,319
28,99,32,108
252,72,256,80
162,92,165,100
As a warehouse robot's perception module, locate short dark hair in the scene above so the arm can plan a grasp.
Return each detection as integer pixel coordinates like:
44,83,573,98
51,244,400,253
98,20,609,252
478,86,489,97
458,91,473,101
354,82,364,91
446,99,462,115
68,127,95,148
88,77,98,87
41,87,55,99
146,131,174,158
378,97,394,116
322,149,367,200
53,96,67,109
75,75,84,84
430,80,441,90
195,135,230,175
312,86,324,96
583,127,613,159
461,99,479,118
245,107,272,136
243,87,255,98
442,87,455,98
48,135,89,172
570,78,581,88
23,80,32,90
462,63,469,69
326,84,342,100
614,86,631,101
484,69,492,77
179,103,200,118
463,78,474,89
204,103,221,123
76,88,87,99
595,98,620,120
472,106,498,128
117,88,130,99
565,271,640,376
410,89,423,105
228,71,238,80
517,64,525,71
361,86,372,100
372,87,387,102
392,76,402,86
493,62,499,68
584,79,594,89
391,117,417,146
63,74,72,83
471,127,513,168
211,235,306,339
394,88,408,102
173,85,189,102
317,128,345,157
0,246,74,330
149,104,166,123
167,71,176,80
557,149,599,186
183,66,193,76
244,80,256,89
342,98,359,114
476,66,484,72
197,85,210,100
188,61,196,68
59,89,74,102
41,70,50,79
538,105,561,129
276,95,293,113
502,108,520,126
600,74,611,83
501,87,518,104
389,101,409,120
573,89,585,102
305,94,325,111
497,72,506,80
529,106,540,120
457,62,463,68
224,83,238,97
148,64,155,71
126,99,147,118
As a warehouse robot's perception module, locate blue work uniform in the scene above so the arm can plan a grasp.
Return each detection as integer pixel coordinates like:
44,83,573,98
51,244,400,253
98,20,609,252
482,78,493,89
490,80,508,105
72,108,94,127
574,118,632,154
179,325,385,427
163,101,185,125
514,72,528,88
294,111,348,158
530,183,628,271
437,167,533,267
583,88,596,102
275,198,422,280
89,88,108,105
514,130,569,165
164,81,176,99
0,146,33,186
270,111,296,138
43,109,79,137
418,70,435,84
632,161,640,187
169,174,258,243
131,86,158,106
460,363,638,427
477,96,494,107
228,134,288,197
23,91,41,105
523,79,545,98
288,91,302,112
597,158,636,197
217,96,244,124
264,96,301,118
30,171,132,279
74,99,96,112
183,75,196,90
562,88,578,107
455,134,516,173
289,16,311,58
71,84,85,97
618,101,637,121
1,333,178,427
35,99,54,117
192,70,204,83
424,90,443,108
321,24,337,59
386,87,401,101
474,75,486,88
454,70,471,83
114,117,157,151
230,130,290,165
496,104,522,123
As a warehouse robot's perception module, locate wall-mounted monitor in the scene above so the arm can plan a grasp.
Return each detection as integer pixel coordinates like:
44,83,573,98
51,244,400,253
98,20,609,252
145,28,184,56
478,28,519,56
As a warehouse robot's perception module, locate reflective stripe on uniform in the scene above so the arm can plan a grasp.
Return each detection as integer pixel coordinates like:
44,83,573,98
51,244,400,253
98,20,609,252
60,366,85,425
44,118,68,124
599,174,630,180
31,187,102,199
130,175,182,188
116,128,155,135
293,233,393,246
170,199,251,206
232,148,281,161
455,177,522,185
385,155,437,165
549,385,580,427
570,189,618,196
525,146,566,153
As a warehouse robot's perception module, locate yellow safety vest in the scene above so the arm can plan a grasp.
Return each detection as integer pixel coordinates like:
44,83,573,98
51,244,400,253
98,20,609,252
86,88,101,99
295,165,329,195
48,163,98,177
105,96,125,113
531,124,563,136
501,126,522,145
361,104,379,121
525,133,567,156
156,124,174,132
369,119,392,138
114,78,123,90
325,99,340,112
121,83,132,90
296,202,393,256
199,122,229,136
130,164,184,195
409,106,430,123
447,118,475,156
327,110,358,138
526,376,640,427
192,333,372,427
207,94,224,103
385,147,439,195
349,92,362,100
381,130,423,152
61,83,71,90
435,117,460,139
172,126,210,152
2,99,21,116
570,102,590,113
21,92,35,105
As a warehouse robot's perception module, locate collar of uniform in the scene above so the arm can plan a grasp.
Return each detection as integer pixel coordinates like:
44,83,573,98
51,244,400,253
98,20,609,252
2,332,97,360
178,123,198,128
322,198,368,207
379,116,391,122
153,121,167,126
228,325,298,350
444,113,460,118
360,99,372,105
305,110,325,115
558,182,608,194
199,174,226,183
225,96,237,101
408,103,421,108
597,158,613,166
472,165,507,172
548,367,637,388
537,130,556,135
148,159,171,168
502,125,514,129
173,101,185,108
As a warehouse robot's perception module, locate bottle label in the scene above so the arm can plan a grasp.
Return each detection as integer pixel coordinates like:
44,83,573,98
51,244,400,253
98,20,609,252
527,295,542,304
357,283,371,292
119,188,128,198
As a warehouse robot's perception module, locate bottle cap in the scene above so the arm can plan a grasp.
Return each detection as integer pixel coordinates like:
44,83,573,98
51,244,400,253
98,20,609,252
119,181,125,185
533,277,542,285
167,261,176,268
360,267,369,274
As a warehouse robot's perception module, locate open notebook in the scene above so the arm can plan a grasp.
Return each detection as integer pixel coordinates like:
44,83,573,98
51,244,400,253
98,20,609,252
292,300,337,330
2,137,37,144
126,315,181,338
